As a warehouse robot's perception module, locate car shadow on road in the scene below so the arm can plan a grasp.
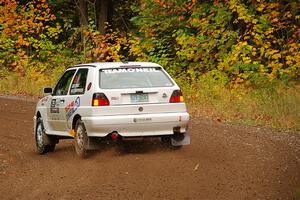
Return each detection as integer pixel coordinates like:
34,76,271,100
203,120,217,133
115,140,178,155
85,140,178,158
32,139,180,159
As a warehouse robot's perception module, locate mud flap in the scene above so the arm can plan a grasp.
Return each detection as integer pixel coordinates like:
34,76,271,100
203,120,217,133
42,133,58,145
171,132,190,146
86,137,101,150
42,133,52,145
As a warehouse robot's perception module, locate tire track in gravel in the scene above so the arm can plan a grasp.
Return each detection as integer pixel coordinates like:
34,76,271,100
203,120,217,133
0,97,299,200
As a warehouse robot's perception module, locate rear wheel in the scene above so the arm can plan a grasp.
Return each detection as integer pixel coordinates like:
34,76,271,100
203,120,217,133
35,118,56,154
74,119,89,159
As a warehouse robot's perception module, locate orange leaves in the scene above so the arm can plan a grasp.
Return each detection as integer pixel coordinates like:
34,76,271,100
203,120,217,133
178,16,185,22
50,14,56,20
213,0,219,7
191,18,201,25
78,28,128,62
18,51,26,57
268,3,280,9
0,0,56,38
16,36,25,46
270,11,279,18
0,0,60,72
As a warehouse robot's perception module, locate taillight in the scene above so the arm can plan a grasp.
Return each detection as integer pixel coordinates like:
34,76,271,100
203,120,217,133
92,93,110,106
169,90,184,103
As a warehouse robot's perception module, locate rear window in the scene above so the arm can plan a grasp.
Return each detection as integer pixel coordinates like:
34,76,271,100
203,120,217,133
99,67,174,89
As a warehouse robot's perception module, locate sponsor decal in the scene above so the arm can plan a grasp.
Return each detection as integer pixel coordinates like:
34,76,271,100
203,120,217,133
103,68,159,74
50,99,59,113
133,118,152,123
50,107,59,113
87,82,92,91
41,97,49,103
51,99,56,107
41,97,49,106
65,97,80,119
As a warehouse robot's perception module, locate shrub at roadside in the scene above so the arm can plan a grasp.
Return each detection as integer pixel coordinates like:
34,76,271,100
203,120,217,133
179,74,300,129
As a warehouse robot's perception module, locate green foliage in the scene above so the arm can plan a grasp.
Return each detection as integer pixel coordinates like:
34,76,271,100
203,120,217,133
296,187,300,198
0,0,299,129
129,0,300,84
1,0,299,84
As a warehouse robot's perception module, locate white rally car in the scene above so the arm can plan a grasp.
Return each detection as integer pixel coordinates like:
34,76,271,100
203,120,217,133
34,62,190,158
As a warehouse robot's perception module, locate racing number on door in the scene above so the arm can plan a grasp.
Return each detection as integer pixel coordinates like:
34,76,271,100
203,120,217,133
48,69,76,131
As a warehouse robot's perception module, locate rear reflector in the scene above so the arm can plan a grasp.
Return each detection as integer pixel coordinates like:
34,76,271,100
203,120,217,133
169,90,184,103
92,93,110,106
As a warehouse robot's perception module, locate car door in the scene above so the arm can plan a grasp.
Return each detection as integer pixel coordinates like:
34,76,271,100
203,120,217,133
61,68,89,129
47,69,76,132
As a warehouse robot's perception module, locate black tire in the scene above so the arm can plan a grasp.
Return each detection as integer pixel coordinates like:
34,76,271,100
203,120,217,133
35,118,56,154
74,119,89,159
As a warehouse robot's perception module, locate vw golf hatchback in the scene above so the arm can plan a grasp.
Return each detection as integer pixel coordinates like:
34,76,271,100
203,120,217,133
34,62,190,158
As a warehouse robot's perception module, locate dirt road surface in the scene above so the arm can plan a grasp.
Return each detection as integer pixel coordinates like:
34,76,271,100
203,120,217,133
0,97,299,200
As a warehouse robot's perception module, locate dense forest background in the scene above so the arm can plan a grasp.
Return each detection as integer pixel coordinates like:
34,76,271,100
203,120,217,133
0,0,299,129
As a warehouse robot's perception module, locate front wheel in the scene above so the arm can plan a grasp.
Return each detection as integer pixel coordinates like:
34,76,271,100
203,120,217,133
74,119,89,159
35,118,56,154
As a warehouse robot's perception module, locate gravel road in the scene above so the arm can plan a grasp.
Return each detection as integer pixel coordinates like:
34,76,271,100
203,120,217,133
0,97,299,200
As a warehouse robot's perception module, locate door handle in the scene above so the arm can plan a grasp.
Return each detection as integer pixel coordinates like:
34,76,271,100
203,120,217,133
60,99,65,103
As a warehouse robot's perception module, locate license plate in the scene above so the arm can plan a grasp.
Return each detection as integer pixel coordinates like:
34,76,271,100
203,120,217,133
130,93,148,103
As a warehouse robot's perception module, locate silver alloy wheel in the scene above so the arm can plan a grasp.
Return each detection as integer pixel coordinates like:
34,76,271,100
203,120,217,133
74,119,88,159
76,125,84,150
36,122,44,147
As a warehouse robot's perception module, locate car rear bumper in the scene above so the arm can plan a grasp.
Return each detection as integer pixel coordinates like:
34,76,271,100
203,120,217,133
82,112,189,137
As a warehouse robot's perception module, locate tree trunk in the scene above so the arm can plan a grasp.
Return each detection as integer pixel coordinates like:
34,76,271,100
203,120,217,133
75,0,88,61
77,0,88,27
95,0,109,34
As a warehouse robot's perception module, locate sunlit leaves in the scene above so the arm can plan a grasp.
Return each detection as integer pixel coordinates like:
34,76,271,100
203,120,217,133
0,0,61,72
130,0,300,83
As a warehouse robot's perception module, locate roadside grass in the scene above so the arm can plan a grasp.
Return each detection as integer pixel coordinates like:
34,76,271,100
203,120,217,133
0,73,48,96
0,71,299,130
178,76,300,130
0,67,64,97
296,187,300,198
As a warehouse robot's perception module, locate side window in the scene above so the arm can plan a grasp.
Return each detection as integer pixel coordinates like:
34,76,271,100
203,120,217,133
70,68,89,95
53,70,76,96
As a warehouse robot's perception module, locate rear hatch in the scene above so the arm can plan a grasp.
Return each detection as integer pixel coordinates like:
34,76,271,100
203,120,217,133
92,66,186,115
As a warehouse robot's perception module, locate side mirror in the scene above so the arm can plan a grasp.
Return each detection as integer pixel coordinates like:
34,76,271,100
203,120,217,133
43,87,53,94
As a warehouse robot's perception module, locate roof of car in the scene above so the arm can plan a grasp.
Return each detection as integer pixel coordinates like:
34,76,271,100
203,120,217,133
71,62,162,69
